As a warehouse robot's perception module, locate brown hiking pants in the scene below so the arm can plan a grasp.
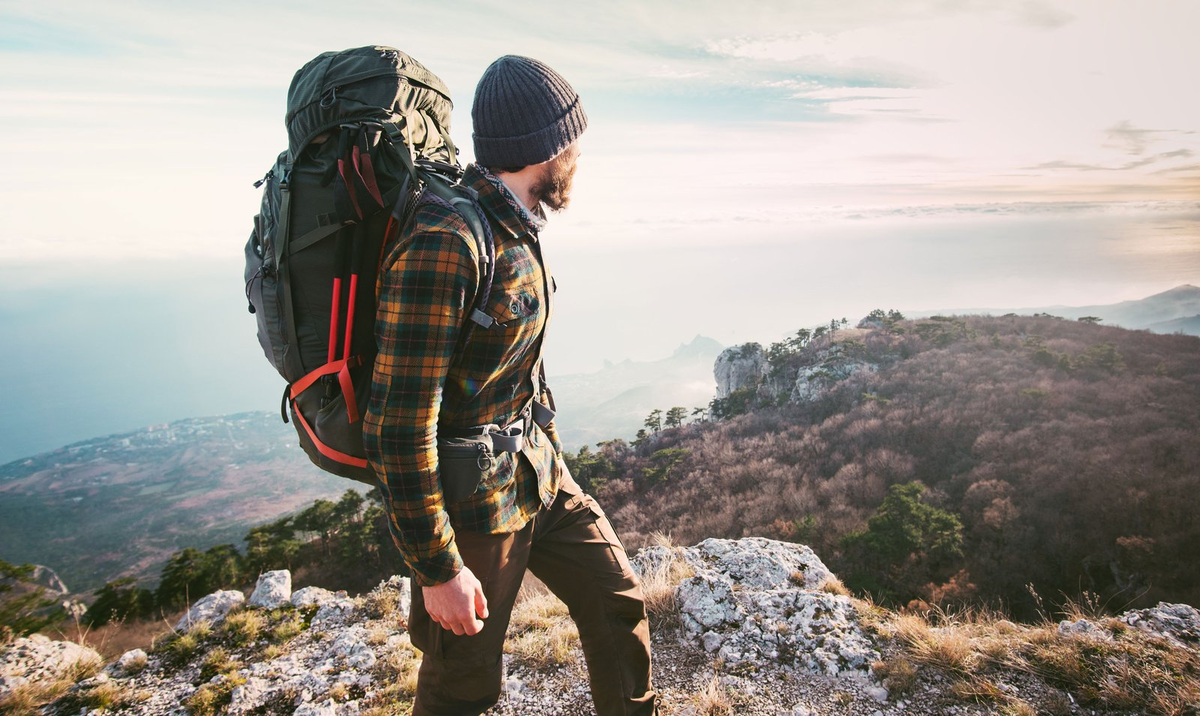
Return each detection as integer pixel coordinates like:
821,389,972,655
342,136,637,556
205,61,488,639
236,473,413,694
407,470,657,715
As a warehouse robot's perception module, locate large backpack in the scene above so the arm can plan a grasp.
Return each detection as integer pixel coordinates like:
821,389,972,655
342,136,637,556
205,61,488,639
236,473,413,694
244,46,496,485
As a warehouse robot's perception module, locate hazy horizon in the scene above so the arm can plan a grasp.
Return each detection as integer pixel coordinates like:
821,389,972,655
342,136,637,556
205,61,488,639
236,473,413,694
3,0,1198,462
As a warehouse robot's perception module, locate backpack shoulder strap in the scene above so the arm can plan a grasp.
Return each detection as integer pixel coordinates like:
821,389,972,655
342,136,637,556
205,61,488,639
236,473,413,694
420,175,496,330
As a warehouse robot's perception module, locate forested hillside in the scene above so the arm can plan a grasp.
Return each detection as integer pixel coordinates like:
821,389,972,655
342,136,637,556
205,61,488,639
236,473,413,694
566,314,1200,617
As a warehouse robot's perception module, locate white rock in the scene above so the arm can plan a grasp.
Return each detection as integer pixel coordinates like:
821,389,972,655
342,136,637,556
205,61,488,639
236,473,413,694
867,685,889,702
295,699,339,716
227,676,272,715
249,570,292,609
292,586,337,608
116,648,148,675
0,636,102,697
669,537,879,678
175,589,245,630
1057,618,1113,642
1120,602,1200,647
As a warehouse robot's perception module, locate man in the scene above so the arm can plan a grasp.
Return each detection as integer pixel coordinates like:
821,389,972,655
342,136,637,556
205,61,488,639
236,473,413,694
364,55,657,716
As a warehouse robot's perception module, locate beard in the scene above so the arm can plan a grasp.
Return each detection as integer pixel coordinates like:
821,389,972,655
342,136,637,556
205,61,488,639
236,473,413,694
530,147,578,213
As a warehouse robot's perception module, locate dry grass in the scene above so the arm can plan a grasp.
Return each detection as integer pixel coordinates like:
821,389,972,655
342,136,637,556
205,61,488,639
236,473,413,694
222,609,265,646
0,650,103,716
57,680,150,713
890,613,976,674
818,575,851,597
871,657,917,694
688,675,733,715
637,541,695,630
199,646,242,682
366,622,392,645
362,587,402,620
882,601,1200,716
364,632,421,713
185,674,246,716
505,585,580,667
270,614,303,643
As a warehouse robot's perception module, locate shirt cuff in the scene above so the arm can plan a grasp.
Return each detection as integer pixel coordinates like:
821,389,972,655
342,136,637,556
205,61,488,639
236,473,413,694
407,543,465,588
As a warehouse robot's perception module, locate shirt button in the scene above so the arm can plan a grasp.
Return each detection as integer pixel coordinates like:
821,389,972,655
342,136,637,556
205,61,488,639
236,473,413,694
510,300,520,315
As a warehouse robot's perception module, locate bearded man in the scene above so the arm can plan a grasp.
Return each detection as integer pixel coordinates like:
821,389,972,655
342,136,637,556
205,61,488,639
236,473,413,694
364,55,657,716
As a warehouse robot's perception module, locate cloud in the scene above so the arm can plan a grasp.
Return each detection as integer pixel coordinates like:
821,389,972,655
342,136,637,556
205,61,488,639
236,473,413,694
1027,149,1195,172
1104,120,1170,156
1012,1,1076,29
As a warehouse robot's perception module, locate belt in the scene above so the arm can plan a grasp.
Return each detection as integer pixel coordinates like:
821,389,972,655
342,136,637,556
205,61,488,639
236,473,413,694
439,400,556,454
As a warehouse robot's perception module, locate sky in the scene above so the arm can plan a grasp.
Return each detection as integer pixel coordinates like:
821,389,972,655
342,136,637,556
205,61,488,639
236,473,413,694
1,0,1198,460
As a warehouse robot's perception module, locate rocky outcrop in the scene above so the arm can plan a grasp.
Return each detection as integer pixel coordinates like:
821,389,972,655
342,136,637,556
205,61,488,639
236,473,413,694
634,538,878,676
714,344,768,399
249,570,292,609
0,634,102,697
715,327,882,407
174,589,245,630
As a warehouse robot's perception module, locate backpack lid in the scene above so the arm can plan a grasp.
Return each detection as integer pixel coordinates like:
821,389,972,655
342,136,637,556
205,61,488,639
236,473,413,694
286,46,454,161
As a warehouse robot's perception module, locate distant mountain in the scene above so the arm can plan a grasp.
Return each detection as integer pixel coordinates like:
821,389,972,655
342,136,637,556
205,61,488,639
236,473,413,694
909,284,1200,334
549,335,722,450
1146,313,1200,336
0,413,347,593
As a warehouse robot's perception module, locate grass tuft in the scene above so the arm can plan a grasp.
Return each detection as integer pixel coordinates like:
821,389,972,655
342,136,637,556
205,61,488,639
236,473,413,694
505,587,579,666
689,675,733,715
221,609,265,646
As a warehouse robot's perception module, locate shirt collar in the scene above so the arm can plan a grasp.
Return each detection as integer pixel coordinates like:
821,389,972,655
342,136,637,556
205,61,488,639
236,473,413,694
465,164,547,240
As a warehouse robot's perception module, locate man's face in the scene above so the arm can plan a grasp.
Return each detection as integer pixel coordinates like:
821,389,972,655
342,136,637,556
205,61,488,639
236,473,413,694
531,143,580,213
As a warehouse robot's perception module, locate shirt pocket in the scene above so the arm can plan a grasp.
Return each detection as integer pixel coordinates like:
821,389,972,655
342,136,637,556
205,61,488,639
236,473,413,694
486,282,541,328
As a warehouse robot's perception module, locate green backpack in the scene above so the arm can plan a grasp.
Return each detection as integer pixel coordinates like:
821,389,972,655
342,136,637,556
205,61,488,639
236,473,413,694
244,46,496,485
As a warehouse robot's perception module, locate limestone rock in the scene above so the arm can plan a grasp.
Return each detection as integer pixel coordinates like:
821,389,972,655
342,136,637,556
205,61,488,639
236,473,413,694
1120,602,1200,647
666,537,879,677
116,648,148,675
292,585,338,609
175,589,245,630
1057,618,1113,641
714,344,768,399
0,635,102,698
250,570,293,609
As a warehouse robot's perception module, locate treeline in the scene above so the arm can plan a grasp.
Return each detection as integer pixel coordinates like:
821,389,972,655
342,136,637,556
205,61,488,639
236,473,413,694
566,313,1200,619
82,488,403,628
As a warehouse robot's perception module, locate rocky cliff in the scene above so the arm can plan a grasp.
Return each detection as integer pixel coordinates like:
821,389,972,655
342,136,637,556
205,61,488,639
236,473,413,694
4,538,1198,715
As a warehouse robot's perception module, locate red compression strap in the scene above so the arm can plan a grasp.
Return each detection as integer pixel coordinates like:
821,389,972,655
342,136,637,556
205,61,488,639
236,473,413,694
293,402,368,468
342,274,358,362
338,362,359,424
290,356,363,398
328,277,343,363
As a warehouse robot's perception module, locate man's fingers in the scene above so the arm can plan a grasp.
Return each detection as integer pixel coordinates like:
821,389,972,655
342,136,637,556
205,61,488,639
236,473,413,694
463,617,484,636
474,583,489,620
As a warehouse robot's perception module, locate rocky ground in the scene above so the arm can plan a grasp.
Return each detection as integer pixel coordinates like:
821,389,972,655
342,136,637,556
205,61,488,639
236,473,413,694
3,538,1198,715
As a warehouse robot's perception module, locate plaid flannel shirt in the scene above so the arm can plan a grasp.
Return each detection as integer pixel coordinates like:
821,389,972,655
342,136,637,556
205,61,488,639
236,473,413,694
363,164,563,587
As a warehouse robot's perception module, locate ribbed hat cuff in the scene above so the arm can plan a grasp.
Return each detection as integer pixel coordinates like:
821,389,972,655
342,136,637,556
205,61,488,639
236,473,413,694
473,99,587,168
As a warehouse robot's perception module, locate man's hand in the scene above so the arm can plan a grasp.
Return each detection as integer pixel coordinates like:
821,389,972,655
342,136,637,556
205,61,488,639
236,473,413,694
422,566,489,636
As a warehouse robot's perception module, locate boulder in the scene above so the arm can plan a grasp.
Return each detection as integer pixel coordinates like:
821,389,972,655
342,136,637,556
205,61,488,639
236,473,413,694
250,570,293,609
638,537,879,677
0,635,102,698
175,589,245,630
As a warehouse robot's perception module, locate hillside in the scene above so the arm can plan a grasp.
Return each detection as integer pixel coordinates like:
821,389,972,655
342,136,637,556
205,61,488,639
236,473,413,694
576,314,1200,617
0,414,346,593
909,284,1200,334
